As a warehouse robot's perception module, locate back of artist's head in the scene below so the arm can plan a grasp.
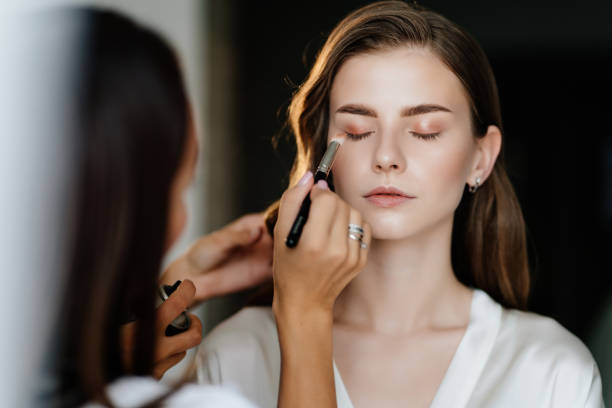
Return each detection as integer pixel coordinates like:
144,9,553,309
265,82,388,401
54,8,189,405
267,0,529,309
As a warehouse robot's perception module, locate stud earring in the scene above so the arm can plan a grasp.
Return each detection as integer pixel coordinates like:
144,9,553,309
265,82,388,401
469,177,481,193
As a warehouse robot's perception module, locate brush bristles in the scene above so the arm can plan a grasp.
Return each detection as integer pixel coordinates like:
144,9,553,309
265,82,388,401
330,132,346,145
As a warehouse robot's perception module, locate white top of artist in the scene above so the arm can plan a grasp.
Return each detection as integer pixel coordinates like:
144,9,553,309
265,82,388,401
83,376,255,408
195,289,604,408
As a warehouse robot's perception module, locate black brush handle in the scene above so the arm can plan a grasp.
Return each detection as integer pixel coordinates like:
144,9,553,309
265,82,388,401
285,170,327,248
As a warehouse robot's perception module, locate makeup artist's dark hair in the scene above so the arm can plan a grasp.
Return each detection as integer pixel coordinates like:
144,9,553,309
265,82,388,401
265,0,529,309
53,8,189,406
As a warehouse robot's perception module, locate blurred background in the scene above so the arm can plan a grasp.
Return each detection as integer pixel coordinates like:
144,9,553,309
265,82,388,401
207,1,612,399
1,0,610,405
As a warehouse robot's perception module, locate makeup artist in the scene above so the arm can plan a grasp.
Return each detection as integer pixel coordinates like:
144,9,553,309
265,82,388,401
51,8,366,407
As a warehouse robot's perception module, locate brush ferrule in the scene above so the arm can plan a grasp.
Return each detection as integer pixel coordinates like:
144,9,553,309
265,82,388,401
317,140,341,176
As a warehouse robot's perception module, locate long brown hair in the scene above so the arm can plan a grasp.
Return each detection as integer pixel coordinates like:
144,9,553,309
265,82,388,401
266,1,529,309
52,8,189,406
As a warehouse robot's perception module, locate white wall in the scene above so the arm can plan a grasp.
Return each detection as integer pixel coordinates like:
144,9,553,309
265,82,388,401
0,7,83,407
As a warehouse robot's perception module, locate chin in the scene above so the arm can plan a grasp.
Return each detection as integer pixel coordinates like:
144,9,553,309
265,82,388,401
365,212,421,240
367,208,457,242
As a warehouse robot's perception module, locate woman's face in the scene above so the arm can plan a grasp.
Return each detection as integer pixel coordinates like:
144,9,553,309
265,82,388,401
328,46,481,240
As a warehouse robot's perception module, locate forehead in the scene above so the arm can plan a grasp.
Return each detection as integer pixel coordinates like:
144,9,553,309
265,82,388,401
330,47,469,113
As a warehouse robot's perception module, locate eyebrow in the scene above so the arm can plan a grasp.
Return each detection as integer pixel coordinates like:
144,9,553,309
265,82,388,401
335,103,452,117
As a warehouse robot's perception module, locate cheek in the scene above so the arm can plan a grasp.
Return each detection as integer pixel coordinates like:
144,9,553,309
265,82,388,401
431,148,471,184
414,138,474,205
329,144,364,200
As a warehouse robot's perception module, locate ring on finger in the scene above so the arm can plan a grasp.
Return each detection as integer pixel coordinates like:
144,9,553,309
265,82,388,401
348,231,364,243
348,232,363,242
348,223,365,235
348,232,368,250
348,228,364,242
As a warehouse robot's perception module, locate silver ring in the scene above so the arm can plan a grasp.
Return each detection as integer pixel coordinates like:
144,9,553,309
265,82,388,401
348,232,367,250
348,232,362,242
348,228,365,242
348,224,365,235
348,231,364,241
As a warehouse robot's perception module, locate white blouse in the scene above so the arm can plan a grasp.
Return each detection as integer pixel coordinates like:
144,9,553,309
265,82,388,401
84,376,256,408
195,289,604,407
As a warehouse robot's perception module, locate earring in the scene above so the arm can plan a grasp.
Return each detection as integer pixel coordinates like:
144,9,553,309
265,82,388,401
469,177,481,193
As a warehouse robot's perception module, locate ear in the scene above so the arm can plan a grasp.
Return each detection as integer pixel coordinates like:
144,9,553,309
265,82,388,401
468,125,501,185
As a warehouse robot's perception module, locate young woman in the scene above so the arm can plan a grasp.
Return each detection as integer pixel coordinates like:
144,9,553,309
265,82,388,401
51,8,360,407
195,2,604,407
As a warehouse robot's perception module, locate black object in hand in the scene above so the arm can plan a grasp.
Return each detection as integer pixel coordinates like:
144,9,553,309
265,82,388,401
156,280,191,336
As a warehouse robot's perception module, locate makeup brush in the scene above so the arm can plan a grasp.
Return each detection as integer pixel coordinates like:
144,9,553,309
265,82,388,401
285,135,345,248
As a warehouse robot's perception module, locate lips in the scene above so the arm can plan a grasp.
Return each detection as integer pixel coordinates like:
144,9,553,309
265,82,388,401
363,186,415,208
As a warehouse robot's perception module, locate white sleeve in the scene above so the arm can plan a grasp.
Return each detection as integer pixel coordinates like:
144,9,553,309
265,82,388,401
167,384,258,408
96,377,258,408
196,349,223,385
193,308,281,408
581,361,604,408
551,351,605,407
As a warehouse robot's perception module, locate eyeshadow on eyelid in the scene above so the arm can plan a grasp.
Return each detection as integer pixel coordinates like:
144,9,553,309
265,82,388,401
414,126,442,133
341,123,370,134
413,120,444,131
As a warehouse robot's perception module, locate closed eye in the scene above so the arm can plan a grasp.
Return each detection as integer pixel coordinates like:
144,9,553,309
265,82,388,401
346,131,374,140
411,131,440,140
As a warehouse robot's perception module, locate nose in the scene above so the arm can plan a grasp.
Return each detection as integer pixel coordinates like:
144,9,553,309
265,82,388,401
372,132,406,174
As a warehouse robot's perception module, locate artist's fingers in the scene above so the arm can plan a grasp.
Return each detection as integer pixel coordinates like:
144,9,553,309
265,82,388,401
300,180,338,247
308,179,328,200
152,352,186,380
211,226,262,253
357,222,372,270
156,280,195,331
215,213,266,249
324,197,350,266
155,312,202,360
187,221,263,269
345,209,363,272
226,212,267,232
275,171,314,238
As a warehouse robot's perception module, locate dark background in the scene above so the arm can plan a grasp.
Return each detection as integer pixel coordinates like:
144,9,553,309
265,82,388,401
208,0,612,347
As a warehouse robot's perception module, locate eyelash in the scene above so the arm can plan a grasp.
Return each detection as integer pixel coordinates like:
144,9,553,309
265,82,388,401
411,131,440,140
345,131,374,140
345,131,440,141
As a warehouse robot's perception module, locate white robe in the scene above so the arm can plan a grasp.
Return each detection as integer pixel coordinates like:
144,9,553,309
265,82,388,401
83,376,256,408
194,289,604,407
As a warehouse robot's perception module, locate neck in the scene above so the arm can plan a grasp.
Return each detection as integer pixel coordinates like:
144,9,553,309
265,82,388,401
334,217,471,334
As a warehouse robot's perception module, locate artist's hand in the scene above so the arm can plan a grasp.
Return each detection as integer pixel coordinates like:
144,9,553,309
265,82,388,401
273,171,371,408
161,213,273,305
272,171,371,317
120,280,203,379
